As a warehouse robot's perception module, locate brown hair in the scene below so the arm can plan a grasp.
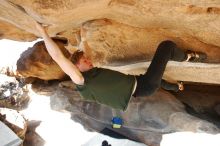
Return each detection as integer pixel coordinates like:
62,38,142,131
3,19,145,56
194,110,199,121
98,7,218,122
70,50,84,64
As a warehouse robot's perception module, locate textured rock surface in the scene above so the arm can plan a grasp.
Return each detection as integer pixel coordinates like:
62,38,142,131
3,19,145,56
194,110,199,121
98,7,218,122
83,19,220,65
16,39,70,80
1,0,220,48
1,0,219,83
0,20,36,41
0,74,30,110
1,0,220,63
39,81,219,146
0,108,27,140
173,84,220,123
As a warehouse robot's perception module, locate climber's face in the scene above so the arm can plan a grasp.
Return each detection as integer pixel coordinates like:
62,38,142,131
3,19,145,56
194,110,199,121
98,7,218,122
76,55,93,72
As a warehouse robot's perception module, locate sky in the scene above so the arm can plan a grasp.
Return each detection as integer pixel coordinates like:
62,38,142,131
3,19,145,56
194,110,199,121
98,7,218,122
0,39,37,67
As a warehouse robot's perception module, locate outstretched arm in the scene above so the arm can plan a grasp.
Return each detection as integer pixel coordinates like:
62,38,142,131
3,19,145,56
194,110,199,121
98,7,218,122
35,22,84,85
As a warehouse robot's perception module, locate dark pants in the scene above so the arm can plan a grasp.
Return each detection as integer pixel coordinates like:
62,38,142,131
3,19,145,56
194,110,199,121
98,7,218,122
133,40,187,97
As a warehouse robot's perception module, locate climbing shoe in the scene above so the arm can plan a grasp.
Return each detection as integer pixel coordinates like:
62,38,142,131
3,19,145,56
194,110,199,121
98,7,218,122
177,81,184,91
185,50,207,62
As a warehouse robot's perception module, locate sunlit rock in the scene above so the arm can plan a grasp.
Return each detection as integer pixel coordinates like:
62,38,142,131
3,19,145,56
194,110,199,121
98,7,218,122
16,39,70,80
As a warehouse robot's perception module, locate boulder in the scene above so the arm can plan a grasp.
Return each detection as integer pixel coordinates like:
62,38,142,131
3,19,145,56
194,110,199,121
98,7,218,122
16,39,70,80
0,108,27,142
0,74,29,110
41,81,219,146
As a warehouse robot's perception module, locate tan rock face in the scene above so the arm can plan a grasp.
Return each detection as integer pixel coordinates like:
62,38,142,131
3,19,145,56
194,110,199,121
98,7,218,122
83,19,220,66
1,1,220,60
0,20,36,41
1,0,220,83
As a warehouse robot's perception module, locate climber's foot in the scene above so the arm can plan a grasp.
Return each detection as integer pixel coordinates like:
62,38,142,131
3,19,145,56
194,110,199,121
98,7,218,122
177,81,184,91
185,50,207,62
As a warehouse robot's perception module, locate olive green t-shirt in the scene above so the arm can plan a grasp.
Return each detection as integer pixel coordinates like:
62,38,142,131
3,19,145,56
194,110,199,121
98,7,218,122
76,68,135,111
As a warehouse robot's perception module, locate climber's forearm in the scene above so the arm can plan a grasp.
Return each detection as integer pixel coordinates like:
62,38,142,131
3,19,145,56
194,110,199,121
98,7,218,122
41,32,65,61
34,22,65,61
42,34,84,85
35,22,84,85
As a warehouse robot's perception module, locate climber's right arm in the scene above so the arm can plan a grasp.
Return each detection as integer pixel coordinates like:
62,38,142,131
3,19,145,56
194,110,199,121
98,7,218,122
35,22,84,85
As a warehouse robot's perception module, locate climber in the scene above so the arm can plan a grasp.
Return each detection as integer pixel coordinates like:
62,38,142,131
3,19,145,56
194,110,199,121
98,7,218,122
35,22,207,111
